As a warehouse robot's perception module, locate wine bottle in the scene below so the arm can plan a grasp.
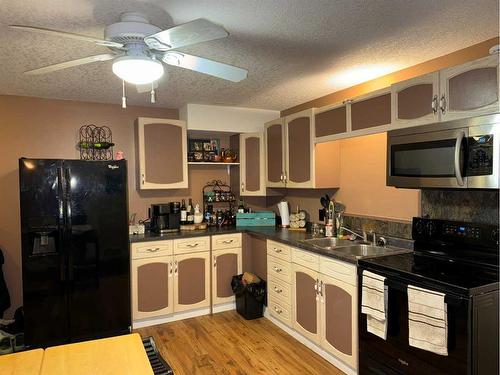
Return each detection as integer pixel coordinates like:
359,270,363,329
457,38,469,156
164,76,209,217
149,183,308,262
237,198,245,213
180,199,187,225
79,141,115,150
187,198,194,224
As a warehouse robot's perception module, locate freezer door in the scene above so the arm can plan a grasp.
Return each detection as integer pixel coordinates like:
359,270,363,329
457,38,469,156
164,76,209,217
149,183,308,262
63,160,130,341
19,159,69,347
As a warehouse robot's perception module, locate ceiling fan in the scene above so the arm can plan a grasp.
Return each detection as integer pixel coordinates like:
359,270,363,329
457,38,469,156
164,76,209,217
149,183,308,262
10,12,248,102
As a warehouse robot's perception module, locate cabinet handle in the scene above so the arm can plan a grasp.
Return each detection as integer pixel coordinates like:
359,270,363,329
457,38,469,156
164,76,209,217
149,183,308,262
314,279,319,293
440,94,447,114
273,266,282,273
222,239,234,244
273,286,283,293
274,306,283,314
280,173,283,182
141,173,145,185
146,247,160,252
283,172,287,184
213,255,217,267
241,182,244,192
174,260,178,274
273,248,282,253
431,95,438,114
186,243,199,248
169,261,173,276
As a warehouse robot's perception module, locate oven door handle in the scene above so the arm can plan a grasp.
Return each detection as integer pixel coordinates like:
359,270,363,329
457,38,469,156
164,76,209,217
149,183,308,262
454,131,465,186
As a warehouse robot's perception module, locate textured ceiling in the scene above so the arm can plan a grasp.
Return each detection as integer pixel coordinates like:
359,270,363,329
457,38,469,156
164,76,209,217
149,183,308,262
0,0,498,110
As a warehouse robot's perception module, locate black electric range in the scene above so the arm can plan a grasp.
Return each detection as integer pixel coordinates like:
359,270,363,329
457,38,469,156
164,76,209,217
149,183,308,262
358,217,499,375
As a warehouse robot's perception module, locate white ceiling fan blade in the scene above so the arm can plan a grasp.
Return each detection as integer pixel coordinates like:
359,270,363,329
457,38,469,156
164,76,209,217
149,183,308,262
24,53,116,75
162,52,247,82
144,19,228,51
9,25,123,48
136,81,159,93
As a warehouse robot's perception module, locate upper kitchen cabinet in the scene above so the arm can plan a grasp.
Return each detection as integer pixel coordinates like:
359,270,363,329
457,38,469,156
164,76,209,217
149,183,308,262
240,132,266,196
314,103,348,139
391,72,440,127
285,109,315,188
439,54,499,121
265,118,286,188
350,88,391,133
136,117,188,190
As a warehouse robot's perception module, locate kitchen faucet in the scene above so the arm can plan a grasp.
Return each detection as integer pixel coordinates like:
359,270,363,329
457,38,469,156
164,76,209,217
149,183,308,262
340,226,378,245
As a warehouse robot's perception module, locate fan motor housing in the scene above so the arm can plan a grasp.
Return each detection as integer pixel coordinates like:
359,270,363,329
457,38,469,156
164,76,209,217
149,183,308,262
104,12,161,46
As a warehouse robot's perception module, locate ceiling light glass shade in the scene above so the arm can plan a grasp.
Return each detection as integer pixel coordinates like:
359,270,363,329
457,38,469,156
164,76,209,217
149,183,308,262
112,56,164,85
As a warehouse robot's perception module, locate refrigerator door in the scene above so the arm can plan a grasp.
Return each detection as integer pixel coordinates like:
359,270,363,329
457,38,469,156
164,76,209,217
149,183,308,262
19,159,69,347
63,160,130,341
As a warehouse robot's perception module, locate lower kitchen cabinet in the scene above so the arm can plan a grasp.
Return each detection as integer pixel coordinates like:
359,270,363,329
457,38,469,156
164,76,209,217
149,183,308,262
212,247,242,305
131,255,174,320
174,251,210,313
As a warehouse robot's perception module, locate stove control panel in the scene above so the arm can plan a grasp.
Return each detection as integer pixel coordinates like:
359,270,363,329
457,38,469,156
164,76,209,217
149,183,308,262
413,217,499,247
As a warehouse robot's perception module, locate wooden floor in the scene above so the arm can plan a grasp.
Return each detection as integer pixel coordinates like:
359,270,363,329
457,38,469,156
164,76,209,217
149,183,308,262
136,311,345,375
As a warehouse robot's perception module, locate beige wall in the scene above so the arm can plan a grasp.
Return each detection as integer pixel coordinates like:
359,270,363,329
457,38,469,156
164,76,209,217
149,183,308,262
0,95,230,317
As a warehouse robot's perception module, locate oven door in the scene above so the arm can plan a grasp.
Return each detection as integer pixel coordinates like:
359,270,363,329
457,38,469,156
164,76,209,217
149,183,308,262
387,127,468,188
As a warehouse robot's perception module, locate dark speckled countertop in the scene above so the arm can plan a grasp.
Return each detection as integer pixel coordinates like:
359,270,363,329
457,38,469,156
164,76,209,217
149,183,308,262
130,226,413,264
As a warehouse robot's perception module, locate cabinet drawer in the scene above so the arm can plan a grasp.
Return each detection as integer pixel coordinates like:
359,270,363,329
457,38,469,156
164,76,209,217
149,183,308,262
268,297,292,327
212,233,242,250
173,236,210,254
266,240,291,262
131,240,173,259
267,275,292,305
267,256,292,284
292,247,319,272
320,256,357,286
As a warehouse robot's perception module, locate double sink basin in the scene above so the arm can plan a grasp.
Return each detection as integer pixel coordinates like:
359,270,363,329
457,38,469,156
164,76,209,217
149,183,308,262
300,237,406,260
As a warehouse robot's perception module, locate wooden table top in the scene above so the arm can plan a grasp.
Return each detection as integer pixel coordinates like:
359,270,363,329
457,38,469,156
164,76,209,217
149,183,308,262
0,348,44,375
40,333,153,375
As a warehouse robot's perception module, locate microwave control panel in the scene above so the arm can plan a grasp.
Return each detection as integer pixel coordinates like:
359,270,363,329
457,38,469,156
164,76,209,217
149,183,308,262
467,134,493,176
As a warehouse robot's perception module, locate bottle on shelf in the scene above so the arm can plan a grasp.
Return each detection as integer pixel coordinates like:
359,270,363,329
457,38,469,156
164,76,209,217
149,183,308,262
79,141,115,150
237,198,245,213
180,199,187,225
187,198,194,224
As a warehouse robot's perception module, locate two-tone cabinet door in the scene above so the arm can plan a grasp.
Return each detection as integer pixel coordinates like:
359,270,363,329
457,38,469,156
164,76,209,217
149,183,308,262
265,118,286,187
131,256,173,320
440,55,499,121
320,273,358,369
292,263,320,344
173,252,210,313
240,133,266,196
285,109,315,188
212,248,242,305
136,117,188,189
391,72,440,127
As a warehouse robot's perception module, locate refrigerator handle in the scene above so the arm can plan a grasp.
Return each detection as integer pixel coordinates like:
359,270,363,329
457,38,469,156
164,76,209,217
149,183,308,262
57,166,66,282
64,167,74,282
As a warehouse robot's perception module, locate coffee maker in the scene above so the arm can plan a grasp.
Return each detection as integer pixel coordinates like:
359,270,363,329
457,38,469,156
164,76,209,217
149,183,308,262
150,203,181,233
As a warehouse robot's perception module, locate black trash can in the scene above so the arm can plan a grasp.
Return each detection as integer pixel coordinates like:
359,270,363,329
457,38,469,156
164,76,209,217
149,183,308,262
231,274,266,320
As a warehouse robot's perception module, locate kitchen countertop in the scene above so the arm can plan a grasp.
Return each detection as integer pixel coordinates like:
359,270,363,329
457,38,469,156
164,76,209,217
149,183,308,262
130,226,413,264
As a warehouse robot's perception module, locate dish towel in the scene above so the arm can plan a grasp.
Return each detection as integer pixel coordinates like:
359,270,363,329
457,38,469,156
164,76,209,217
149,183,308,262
361,270,388,340
407,285,448,356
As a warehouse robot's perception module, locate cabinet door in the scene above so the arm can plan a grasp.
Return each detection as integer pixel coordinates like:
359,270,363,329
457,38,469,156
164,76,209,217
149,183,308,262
212,248,242,305
440,55,499,121
292,263,320,344
320,273,357,369
285,109,315,188
314,103,348,139
173,252,210,312
391,72,440,127
240,133,266,196
137,117,188,189
265,119,286,187
350,88,391,133
131,256,173,320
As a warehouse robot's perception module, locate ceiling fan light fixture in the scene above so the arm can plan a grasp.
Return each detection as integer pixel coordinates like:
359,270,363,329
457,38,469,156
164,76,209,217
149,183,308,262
112,55,164,85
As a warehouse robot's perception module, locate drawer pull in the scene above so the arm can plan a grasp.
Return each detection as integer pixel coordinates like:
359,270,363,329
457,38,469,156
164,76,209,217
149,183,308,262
273,266,282,273
186,243,199,248
146,247,160,252
273,287,283,293
222,239,234,244
273,248,282,253
274,306,283,314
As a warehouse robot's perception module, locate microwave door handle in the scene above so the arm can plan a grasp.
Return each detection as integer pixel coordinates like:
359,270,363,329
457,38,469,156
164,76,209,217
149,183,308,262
454,131,465,186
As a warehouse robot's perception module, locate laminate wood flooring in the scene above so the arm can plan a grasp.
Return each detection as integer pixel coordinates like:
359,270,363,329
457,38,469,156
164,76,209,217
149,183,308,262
136,310,346,375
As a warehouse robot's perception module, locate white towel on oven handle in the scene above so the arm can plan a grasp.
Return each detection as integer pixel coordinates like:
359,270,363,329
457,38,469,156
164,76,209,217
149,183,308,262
361,270,388,340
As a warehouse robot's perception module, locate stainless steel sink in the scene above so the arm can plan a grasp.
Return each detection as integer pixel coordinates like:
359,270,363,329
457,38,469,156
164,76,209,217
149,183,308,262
332,244,395,259
302,237,355,249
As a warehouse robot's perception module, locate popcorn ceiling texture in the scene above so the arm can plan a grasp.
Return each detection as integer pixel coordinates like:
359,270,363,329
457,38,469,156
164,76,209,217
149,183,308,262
0,0,498,111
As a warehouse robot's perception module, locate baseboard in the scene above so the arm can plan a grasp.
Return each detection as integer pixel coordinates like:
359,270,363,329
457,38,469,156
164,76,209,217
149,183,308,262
212,302,236,313
132,307,211,329
264,311,357,375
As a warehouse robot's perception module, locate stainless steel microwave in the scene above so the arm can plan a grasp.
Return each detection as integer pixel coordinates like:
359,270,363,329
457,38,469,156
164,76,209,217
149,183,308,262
387,114,499,189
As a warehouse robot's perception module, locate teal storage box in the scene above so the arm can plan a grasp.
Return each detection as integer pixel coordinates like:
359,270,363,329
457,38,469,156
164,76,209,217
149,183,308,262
236,211,276,227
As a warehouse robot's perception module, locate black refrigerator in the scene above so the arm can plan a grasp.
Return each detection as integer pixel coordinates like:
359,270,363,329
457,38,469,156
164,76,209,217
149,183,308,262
19,158,131,348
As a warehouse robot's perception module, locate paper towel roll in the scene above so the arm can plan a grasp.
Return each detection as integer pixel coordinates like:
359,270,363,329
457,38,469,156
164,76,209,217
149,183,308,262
277,201,290,227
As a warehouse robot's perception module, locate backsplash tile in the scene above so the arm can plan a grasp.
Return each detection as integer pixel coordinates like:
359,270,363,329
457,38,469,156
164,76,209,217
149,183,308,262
343,214,412,240
421,190,499,225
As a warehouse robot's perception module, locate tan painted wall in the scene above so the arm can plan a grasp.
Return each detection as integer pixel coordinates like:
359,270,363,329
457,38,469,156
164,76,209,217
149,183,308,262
0,95,230,317
281,37,499,116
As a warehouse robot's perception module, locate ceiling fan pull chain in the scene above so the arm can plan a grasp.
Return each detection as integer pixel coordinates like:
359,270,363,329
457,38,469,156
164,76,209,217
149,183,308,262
150,82,156,104
121,80,127,109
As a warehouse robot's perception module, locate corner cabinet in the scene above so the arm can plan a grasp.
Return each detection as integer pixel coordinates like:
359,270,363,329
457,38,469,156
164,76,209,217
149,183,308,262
265,118,286,188
136,117,188,189
240,133,266,196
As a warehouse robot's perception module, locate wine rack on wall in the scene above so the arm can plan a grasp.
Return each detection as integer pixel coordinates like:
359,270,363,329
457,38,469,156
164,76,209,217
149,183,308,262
78,124,114,160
